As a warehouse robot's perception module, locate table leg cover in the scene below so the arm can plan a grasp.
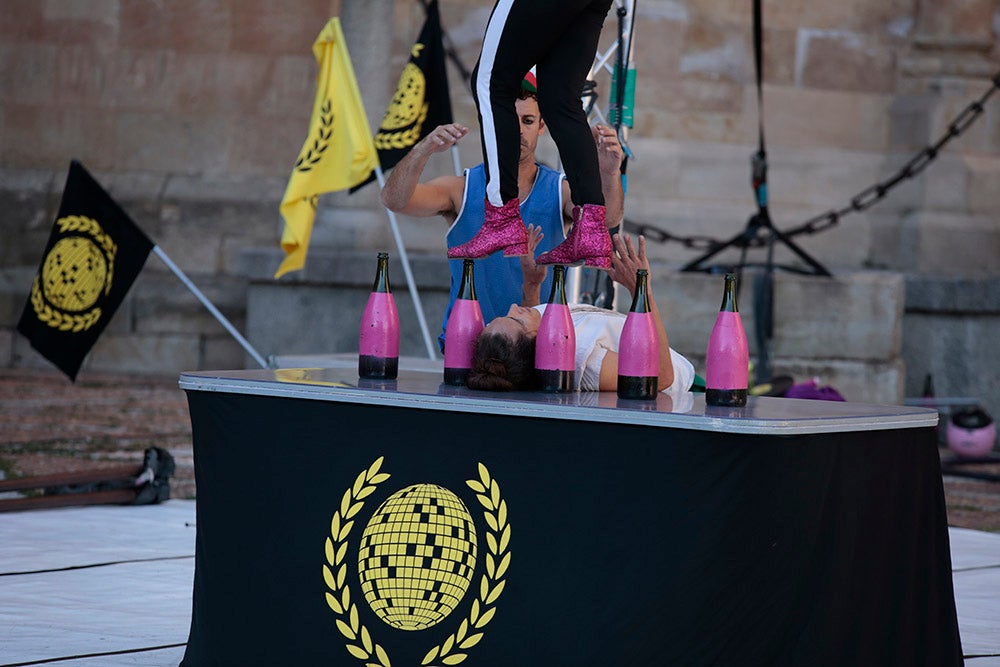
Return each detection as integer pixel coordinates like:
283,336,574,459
180,391,962,666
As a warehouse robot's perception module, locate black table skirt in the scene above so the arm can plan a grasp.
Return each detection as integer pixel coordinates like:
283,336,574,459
179,390,962,667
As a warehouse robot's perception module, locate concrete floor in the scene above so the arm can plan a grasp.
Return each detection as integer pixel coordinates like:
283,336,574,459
0,500,996,666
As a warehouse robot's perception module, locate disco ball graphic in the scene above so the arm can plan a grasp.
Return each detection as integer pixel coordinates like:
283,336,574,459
42,237,107,312
358,483,477,630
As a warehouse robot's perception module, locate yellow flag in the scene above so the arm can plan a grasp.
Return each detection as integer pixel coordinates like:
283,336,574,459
275,17,378,278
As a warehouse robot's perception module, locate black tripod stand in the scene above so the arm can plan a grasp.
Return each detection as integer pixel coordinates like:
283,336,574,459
681,150,831,278
679,0,831,384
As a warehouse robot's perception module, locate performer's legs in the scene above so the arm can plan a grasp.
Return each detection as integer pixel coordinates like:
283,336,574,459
535,0,613,207
472,0,539,207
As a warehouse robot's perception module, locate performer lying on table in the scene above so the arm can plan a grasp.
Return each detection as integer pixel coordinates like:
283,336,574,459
467,231,695,394
380,76,623,352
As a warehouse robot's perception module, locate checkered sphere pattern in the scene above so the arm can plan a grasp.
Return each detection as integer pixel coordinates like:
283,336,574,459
358,483,478,630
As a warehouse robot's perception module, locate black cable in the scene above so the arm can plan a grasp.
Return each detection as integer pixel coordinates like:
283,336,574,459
1,644,187,667
0,554,194,578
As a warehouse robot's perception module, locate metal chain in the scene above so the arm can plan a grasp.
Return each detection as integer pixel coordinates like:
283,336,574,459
635,72,1000,248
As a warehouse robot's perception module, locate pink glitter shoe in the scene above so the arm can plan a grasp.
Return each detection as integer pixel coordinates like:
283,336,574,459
536,204,612,268
447,198,528,259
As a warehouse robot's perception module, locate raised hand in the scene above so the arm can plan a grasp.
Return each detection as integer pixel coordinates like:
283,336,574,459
519,224,548,288
419,123,469,155
609,232,648,296
593,124,624,177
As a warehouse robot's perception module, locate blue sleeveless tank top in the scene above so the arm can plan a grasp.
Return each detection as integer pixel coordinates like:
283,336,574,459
441,163,566,351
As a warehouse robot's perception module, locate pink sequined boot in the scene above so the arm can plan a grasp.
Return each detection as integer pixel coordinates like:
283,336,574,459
447,198,528,259
536,204,612,269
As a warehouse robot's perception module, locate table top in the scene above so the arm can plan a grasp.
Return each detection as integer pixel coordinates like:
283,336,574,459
180,357,937,435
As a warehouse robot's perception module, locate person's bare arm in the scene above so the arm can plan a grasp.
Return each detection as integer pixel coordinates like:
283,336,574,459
595,125,625,229
598,233,675,391
380,124,469,218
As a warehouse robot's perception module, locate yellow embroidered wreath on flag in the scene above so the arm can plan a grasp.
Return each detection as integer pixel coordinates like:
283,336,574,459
275,17,378,278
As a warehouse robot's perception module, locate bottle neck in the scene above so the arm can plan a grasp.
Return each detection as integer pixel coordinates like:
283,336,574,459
629,270,651,313
719,274,738,312
372,254,391,293
547,266,567,305
458,259,477,300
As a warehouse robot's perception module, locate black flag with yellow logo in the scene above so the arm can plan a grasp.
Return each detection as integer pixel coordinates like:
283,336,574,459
17,160,153,381
352,0,453,191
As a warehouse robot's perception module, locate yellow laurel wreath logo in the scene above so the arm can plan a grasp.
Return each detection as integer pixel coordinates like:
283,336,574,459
295,99,333,173
30,215,117,332
380,61,426,130
323,459,511,667
324,456,393,666
375,103,429,151
421,463,510,667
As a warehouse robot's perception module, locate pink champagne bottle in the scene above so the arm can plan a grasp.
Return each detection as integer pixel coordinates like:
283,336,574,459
358,252,400,380
705,272,749,407
443,259,485,386
534,264,575,392
618,269,659,400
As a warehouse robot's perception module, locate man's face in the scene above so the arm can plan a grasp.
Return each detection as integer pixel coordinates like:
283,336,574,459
516,96,545,163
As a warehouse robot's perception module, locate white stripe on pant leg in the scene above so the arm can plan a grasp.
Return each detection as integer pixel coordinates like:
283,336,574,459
477,0,516,207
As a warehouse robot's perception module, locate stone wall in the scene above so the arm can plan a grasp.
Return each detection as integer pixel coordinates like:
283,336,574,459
1,1,998,418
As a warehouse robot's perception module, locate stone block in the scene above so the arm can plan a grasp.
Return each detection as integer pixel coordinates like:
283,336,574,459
93,171,168,203
203,334,250,372
680,22,750,84
965,154,1000,215
795,28,895,93
914,0,994,44
2,104,119,172
246,282,450,361
763,28,798,86
231,0,332,54
153,225,225,275
0,43,57,107
256,54,318,119
906,275,1000,314
773,271,903,360
114,112,230,174
873,211,1000,276
84,332,201,376
633,13,685,84
763,86,893,152
888,93,935,150
119,2,232,52
132,271,247,315
228,115,312,176
0,3,41,41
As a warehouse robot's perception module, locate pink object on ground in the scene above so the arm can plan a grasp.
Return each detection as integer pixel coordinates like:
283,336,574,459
947,407,996,459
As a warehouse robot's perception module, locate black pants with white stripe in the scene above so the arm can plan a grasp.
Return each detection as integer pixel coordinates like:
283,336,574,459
473,0,614,208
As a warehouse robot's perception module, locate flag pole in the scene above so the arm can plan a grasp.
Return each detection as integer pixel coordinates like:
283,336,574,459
151,246,270,369
374,166,437,360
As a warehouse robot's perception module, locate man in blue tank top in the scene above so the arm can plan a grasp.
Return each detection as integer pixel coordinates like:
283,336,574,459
381,79,624,351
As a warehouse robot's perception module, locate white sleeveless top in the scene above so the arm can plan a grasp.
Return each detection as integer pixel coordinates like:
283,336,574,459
534,304,695,395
